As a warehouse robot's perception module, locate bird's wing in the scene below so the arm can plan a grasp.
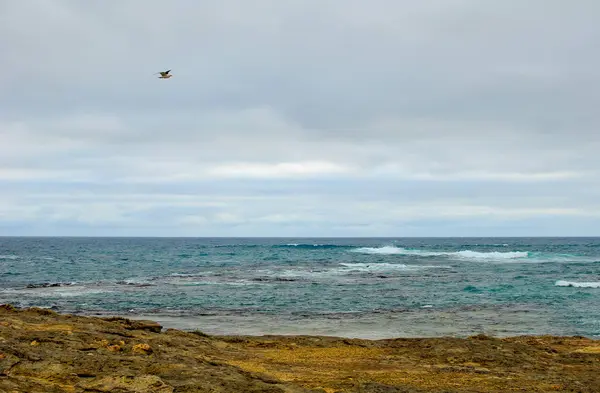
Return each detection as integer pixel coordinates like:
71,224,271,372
165,70,171,74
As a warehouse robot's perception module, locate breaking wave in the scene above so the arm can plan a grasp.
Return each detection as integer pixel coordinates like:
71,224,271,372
275,243,351,249
555,280,600,288
351,246,528,261
1,282,112,297
339,262,410,271
338,262,448,272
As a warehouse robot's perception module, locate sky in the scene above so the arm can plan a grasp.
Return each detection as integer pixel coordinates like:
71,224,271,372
1,0,599,237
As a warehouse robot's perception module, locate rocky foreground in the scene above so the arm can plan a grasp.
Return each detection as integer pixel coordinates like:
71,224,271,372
0,305,599,393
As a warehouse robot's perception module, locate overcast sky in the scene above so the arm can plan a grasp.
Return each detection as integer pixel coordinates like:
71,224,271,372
1,0,599,237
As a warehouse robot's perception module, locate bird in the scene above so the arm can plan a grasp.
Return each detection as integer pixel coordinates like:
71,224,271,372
155,70,172,79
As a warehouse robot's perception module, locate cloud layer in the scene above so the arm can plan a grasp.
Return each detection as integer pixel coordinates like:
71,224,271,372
1,0,599,236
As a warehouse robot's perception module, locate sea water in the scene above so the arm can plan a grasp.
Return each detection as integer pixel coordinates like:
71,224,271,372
1,237,598,339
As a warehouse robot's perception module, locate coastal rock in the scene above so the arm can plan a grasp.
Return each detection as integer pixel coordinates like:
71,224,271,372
1,304,599,393
107,344,122,352
132,343,152,355
0,304,16,312
128,319,163,333
77,375,174,392
102,316,163,333
0,353,20,375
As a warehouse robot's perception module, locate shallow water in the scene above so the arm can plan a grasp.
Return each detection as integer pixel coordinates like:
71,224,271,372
1,237,599,338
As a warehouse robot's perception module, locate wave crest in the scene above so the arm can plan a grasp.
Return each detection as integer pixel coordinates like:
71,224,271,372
276,243,350,249
555,280,600,288
339,262,410,272
351,246,527,261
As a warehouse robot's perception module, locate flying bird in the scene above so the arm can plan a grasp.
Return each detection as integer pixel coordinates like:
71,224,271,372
155,70,172,79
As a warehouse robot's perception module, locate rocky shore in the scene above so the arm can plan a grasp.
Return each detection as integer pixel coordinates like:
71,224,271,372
1,305,599,393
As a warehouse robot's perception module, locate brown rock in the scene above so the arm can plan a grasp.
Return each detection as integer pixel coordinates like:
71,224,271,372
128,320,162,333
77,375,174,392
101,316,162,333
0,304,16,312
0,353,20,376
132,343,153,355
107,344,122,352
1,306,599,393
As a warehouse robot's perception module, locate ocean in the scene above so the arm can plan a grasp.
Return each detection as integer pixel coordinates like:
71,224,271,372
1,237,598,339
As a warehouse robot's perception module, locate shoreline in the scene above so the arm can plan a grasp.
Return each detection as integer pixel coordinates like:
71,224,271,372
2,304,600,392
66,306,597,341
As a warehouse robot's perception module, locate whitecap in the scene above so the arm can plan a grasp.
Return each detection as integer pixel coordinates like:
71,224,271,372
116,278,154,287
454,250,528,260
168,272,214,278
337,262,448,272
2,285,112,297
339,262,411,272
555,280,600,288
351,246,527,261
170,280,261,286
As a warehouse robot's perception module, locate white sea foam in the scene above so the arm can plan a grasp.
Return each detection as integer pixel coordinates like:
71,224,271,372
121,278,147,284
2,285,111,297
0,255,18,260
277,269,332,279
272,262,449,280
116,278,155,287
282,243,340,248
170,280,261,286
339,262,411,272
555,280,600,288
168,272,215,278
351,246,528,261
47,287,112,297
453,250,528,260
338,262,448,272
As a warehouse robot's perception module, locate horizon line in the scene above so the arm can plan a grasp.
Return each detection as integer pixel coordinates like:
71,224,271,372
1,235,599,239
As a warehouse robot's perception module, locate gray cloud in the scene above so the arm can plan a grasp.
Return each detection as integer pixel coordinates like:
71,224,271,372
1,0,599,236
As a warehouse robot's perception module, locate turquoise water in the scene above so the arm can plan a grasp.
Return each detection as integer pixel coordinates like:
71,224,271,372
1,237,599,338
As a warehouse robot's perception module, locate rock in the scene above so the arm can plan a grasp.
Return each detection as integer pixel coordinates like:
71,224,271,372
1,306,599,393
107,344,122,352
100,317,162,333
77,375,174,393
132,343,152,355
0,304,16,312
0,353,20,376
128,320,162,333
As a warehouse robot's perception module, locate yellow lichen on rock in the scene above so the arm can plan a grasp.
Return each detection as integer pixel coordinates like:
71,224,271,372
132,343,153,355
574,345,600,354
2,305,600,393
77,375,173,393
107,344,122,352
